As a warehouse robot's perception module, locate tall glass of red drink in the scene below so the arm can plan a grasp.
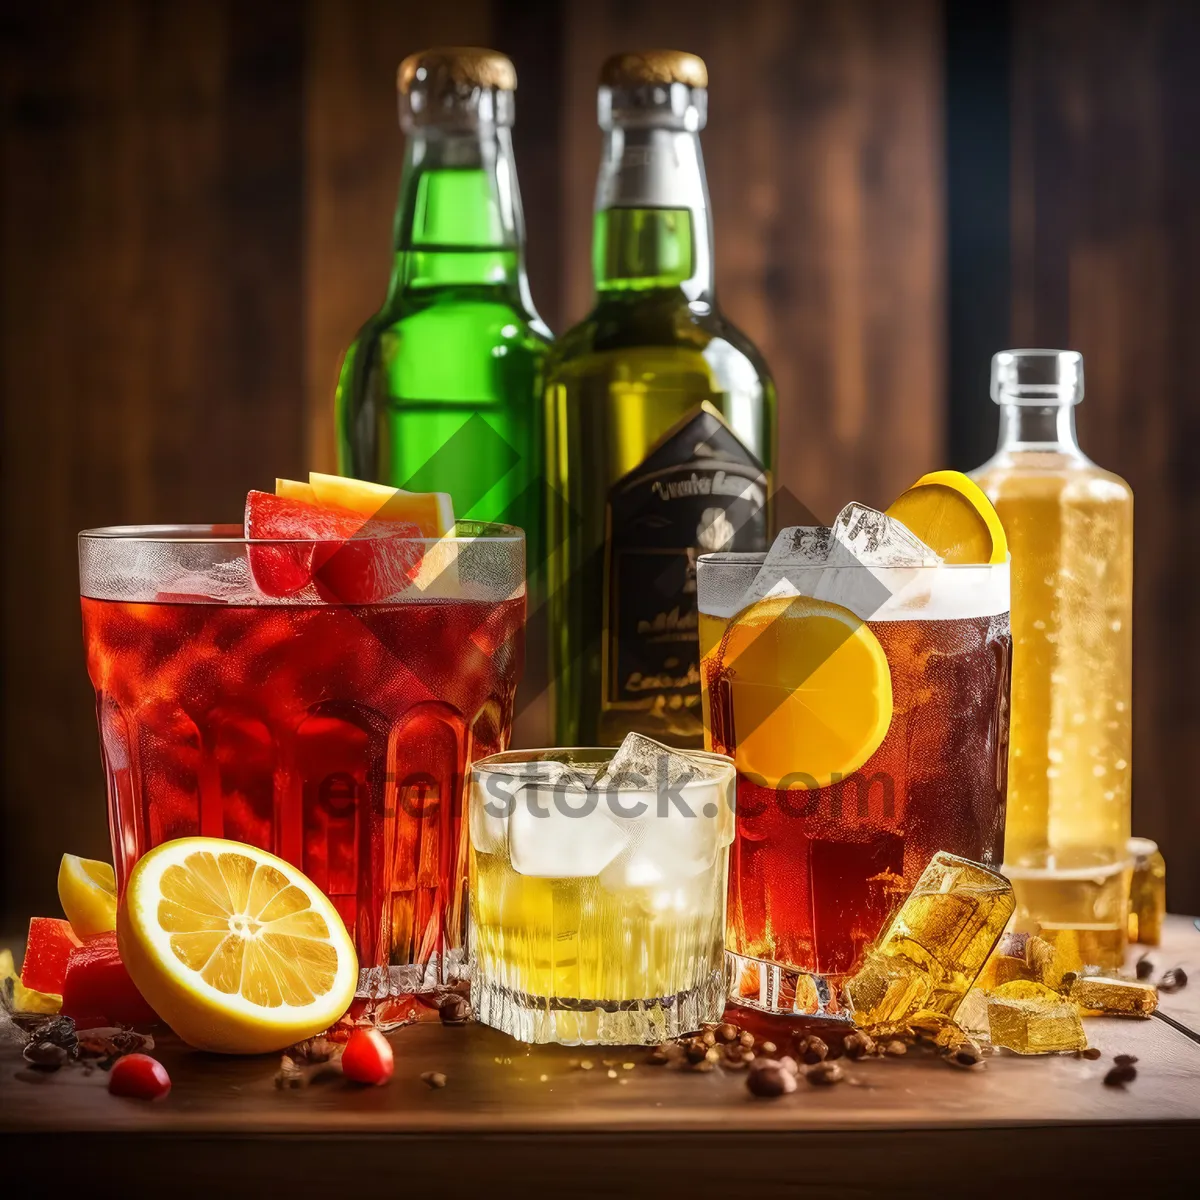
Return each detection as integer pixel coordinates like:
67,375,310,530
79,521,525,1007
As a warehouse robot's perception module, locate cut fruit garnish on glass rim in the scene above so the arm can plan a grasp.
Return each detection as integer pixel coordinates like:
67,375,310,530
304,472,454,537
716,593,893,790
117,837,357,1054
246,490,423,603
884,470,1007,565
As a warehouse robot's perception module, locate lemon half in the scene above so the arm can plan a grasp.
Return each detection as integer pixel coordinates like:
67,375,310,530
717,594,893,790
885,469,1008,564
117,838,358,1054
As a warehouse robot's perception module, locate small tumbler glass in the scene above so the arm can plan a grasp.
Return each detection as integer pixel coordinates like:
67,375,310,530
468,746,735,1045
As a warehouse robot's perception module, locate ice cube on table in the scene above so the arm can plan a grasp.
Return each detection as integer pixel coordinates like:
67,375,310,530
844,950,935,1026
846,852,1015,1026
508,784,629,878
954,986,992,1039
1069,975,1158,1015
986,992,1087,1054
977,931,1077,992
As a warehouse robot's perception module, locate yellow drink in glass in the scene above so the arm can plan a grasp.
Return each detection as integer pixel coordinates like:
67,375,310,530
468,741,735,1044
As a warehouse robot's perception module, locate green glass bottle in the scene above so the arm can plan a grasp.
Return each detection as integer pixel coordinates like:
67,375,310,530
336,47,550,541
546,51,777,749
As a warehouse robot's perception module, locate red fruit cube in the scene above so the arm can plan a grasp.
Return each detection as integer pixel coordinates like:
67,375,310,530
20,917,82,995
244,490,423,602
60,932,159,1027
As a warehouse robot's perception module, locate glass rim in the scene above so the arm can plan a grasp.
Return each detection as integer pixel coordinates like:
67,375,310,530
696,550,1012,570
471,745,736,789
77,521,526,548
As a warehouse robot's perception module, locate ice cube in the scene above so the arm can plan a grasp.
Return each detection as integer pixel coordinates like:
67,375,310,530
765,525,833,566
508,783,629,878
986,992,1087,1054
977,931,1076,992
845,852,1015,1027
954,986,992,1039
831,502,942,567
738,525,832,606
845,950,934,1026
597,773,733,892
470,760,594,856
1069,975,1158,1016
591,733,719,792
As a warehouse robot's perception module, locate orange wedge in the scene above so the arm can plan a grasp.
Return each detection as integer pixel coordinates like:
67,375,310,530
716,594,893,790
885,470,1008,564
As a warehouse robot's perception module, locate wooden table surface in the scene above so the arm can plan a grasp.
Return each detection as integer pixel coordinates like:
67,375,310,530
3,916,1198,1196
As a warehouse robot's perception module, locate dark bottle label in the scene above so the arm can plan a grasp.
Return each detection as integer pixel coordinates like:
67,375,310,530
602,402,768,722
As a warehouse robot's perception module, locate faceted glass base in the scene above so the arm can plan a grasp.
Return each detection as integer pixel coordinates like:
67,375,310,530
357,949,467,1000
725,950,851,1021
472,968,726,1045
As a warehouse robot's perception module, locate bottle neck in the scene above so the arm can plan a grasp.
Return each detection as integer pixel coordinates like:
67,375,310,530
995,402,1086,458
387,125,530,299
592,126,714,302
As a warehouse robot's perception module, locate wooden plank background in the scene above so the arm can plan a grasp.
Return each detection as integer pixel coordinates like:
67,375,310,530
1,0,1196,917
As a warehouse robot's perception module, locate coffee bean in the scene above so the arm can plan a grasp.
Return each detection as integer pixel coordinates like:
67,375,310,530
686,1040,711,1064
806,1061,844,1086
23,1042,67,1070
700,1029,717,1048
843,1031,875,1060
738,1030,755,1049
420,1071,447,1089
795,1035,828,1064
1081,1046,1102,1060
759,1041,777,1055
1159,968,1188,993
716,1022,740,1044
945,1041,983,1068
1104,1063,1137,1087
722,1048,752,1070
1113,1054,1138,1067
1135,956,1155,981
747,1062,796,1097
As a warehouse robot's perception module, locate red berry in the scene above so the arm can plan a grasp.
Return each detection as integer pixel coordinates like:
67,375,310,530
341,1028,393,1086
108,1053,171,1100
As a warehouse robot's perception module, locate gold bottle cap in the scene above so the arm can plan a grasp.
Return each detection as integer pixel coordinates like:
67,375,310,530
599,51,708,90
397,48,517,95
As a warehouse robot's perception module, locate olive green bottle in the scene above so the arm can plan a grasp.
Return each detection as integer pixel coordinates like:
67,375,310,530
546,51,777,748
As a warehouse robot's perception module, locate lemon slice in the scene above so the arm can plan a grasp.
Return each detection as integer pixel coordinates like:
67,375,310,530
58,854,117,938
1,948,62,1014
716,594,893,790
307,472,455,537
885,469,1007,564
117,838,357,1054
274,476,318,504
